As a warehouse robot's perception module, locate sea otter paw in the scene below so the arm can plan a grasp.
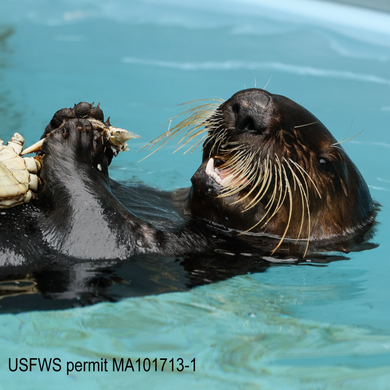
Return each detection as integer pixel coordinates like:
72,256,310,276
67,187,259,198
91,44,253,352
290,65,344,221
49,118,107,165
0,133,42,209
23,102,140,158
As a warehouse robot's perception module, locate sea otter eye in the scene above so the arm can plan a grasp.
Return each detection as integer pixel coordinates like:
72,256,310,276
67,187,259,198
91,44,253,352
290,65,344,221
318,157,331,172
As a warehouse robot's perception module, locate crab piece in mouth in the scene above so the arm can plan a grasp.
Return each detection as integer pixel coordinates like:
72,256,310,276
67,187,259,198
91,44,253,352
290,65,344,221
205,158,235,187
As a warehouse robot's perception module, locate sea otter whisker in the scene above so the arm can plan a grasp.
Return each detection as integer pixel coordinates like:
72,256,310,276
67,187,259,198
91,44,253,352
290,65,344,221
240,156,256,179
286,167,309,252
209,129,228,157
182,134,209,154
203,127,228,158
218,158,252,195
177,130,216,155
207,119,224,128
243,159,270,210
240,173,259,197
202,134,218,155
234,165,263,205
232,152,255,178
243,161,278,232
176,128,209,149
270,162,293,255
263,75,272,90
174,129,212,153
290,160,310,203
228,150,254,172
263,163,284,224
285,159,298,192
284,158,306,241
220,155,255,196
286,160,312,255
221,168,245,191
293,121,318,129
140,122,214,161
288,159,321,199
300,184,311,257
221,145,247,155
331,145,345,153
221,151,246,169
272,156,288,215
245,156,273,211
223,141,247,150
141,100,223,158
209,146,313,254
266,158,288,220
264,164,279,210
332,128,365,146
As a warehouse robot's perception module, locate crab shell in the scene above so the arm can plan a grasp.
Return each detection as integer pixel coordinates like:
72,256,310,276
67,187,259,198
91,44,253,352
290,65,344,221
0,133,41,209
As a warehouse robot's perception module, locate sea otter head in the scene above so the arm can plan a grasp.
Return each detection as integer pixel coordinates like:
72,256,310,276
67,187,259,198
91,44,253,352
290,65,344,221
148,88,375,255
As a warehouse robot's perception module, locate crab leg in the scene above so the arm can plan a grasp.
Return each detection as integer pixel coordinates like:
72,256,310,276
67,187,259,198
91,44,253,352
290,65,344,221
87,118,140,153
20,139,44,156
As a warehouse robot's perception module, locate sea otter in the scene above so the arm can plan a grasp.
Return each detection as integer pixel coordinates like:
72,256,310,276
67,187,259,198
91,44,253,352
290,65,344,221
0,91,378,312
147,88,377,257
1,90,376,262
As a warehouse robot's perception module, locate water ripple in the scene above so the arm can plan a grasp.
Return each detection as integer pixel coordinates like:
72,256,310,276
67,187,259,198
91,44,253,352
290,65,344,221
122,57,390,86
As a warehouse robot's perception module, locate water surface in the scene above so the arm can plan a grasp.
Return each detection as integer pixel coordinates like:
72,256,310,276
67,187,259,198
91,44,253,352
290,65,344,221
1,0,390,388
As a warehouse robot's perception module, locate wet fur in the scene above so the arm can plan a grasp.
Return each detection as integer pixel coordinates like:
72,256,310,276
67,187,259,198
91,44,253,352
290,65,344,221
0,117,218,264
148,88,377,257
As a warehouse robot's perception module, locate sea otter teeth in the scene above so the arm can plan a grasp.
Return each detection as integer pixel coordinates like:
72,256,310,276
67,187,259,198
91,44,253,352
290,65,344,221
206,158,222,184
206,158,242,189
206,158,235,187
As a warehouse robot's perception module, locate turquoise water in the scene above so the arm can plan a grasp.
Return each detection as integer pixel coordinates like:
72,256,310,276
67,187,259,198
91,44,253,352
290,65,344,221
1,0,390,388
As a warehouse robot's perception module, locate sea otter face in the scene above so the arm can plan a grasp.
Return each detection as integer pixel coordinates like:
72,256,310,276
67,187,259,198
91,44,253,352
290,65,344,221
147,88,375,256
183,89,375,254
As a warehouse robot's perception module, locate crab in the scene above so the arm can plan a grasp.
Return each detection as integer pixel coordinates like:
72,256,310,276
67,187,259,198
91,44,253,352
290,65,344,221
0,133,41,209
0,118,139,209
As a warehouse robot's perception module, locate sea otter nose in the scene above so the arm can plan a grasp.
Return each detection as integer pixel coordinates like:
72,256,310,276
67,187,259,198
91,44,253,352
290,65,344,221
229,89,271,134
232,103,268,135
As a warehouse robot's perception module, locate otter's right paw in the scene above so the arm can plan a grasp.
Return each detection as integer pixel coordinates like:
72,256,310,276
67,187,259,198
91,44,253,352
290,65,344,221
22,102,139,159
39,102,139,158
42,102,105,139
42,118,110,174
